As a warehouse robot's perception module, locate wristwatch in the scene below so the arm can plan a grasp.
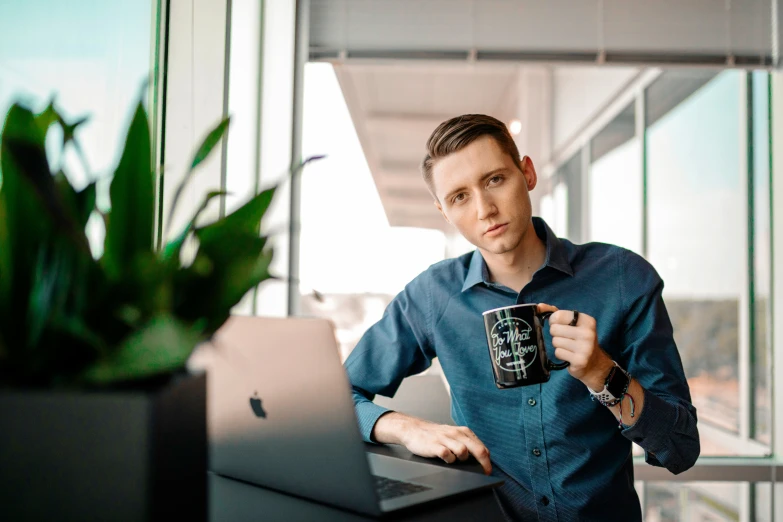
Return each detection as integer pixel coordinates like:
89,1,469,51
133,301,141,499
588,361,630,406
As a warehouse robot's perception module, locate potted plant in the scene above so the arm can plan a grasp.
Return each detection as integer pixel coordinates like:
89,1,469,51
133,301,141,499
0,96,294,521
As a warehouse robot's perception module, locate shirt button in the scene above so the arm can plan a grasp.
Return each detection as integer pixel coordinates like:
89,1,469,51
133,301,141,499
541,496,550,506
528,398,536,406
532,448,541,457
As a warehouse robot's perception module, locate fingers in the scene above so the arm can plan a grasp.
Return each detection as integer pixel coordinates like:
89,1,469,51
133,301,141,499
434,444,458,464
551,335,582,354
453,427,492,475
438,429,492,475
536,303,558,315
549,323,597,341
548,309,596,327
404,422,493,475
440,437,471,462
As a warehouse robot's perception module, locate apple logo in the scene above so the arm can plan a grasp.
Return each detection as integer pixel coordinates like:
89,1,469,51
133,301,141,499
249,391,267,418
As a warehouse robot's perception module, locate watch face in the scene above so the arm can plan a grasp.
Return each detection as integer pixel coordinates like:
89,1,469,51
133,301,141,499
606,365,630,398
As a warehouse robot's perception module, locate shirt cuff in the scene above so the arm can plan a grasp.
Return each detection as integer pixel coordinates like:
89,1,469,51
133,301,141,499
620,387,672,455
355,400,393,443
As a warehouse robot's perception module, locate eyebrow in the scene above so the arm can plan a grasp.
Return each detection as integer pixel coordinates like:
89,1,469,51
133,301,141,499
444,168,508,201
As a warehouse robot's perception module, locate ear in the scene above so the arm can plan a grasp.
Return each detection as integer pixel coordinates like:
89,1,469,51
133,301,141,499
520,156,538,191
434,199,451,224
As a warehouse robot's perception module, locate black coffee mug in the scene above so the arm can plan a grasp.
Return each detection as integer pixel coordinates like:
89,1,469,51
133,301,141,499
482,304,569,388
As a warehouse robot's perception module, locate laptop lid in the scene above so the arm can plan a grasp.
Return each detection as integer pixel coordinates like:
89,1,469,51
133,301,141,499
201,316,383,516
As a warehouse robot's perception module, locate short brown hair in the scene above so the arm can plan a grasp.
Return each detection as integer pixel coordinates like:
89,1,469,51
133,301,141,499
421,114,522,198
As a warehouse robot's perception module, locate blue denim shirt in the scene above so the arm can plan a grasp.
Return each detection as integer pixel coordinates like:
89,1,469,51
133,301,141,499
345,218,699,522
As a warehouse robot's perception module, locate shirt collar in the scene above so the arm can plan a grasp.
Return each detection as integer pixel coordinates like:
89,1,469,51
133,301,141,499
461,217,573,292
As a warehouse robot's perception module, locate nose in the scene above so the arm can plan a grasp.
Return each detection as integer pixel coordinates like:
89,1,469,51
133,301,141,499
475,193,497,221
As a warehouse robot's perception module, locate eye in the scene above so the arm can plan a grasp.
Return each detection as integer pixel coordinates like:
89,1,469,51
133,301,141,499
452,193,467,204
488,175,503,186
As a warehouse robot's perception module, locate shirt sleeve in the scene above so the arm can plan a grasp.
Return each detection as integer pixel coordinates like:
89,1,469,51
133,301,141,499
618,251,700,475
343,272,435,443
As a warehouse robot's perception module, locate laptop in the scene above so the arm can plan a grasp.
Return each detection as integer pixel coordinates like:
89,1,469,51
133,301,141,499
199,315,503,517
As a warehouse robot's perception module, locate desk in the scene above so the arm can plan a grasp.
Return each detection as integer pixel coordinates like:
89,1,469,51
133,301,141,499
209,443,507,521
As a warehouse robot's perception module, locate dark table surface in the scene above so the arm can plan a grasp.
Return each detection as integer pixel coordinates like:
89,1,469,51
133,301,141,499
209,443,506,521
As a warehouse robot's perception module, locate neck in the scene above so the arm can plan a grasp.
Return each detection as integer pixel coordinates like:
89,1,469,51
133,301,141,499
481,221,547,293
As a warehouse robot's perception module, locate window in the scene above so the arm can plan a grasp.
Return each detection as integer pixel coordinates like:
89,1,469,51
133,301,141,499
299,63,447,360
0,0,156,256
539,181,568,238
751,71,772,445
589,102,642,254
646,71,747,454
642,482,771,522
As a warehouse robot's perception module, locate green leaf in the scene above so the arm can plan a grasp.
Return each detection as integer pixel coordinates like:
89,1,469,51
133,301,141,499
165,117,230,234
0,195,10,313
1,104,59,345
81,314,204,385
183,230,274,331
49,314,107,359
34,101,59,135
54,172,96,230
26,245,59,348
74,182,97,230
103,102,154,279
195,186,276,244
1,104,88,252
190,117,230,171
162,189,228,261
125,249,174,316
59,115,89,150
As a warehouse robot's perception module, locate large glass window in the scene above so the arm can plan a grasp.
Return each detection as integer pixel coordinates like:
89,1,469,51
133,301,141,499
539,180,568,238
300,63,447,360
642,482,770,522
589,103,643,254
646,70,744,453
751,72,772,445
0,0,156,255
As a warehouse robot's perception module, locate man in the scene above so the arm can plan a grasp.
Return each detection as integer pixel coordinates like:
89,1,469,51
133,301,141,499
344,114,699,521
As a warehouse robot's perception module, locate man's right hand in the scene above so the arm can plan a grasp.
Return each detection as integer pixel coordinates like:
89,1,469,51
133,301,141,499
371,411,492,475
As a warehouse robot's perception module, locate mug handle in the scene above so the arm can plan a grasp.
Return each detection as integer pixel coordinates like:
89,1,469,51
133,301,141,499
537,311,570,371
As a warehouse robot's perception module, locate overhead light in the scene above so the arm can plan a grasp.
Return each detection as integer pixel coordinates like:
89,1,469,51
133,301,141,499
508,119,522,136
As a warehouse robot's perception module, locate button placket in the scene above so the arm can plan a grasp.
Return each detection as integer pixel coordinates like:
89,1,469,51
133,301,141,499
522,386,558,521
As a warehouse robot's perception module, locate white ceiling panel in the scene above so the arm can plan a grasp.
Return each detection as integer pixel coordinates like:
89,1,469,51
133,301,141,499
333,62,526,232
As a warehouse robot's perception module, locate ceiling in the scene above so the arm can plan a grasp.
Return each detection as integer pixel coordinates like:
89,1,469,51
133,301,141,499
333,63,526,232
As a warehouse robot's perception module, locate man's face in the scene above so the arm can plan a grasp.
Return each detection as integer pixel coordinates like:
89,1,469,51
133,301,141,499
431,135,537,255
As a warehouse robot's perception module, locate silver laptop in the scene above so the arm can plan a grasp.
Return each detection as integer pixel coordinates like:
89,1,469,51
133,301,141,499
200,315,502,517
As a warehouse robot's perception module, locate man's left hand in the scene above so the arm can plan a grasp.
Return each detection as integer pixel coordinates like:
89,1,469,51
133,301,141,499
537,304,615,392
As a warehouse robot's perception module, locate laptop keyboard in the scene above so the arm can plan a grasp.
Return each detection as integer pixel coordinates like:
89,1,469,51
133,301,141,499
372,475,432,500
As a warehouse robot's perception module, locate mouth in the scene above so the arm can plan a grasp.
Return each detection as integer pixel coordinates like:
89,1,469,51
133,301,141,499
484,223,508,237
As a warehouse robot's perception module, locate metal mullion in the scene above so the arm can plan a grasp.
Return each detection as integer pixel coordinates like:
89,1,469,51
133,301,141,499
287,0,309,316
748,72,758,441
251,0,266,317
767,70,776,522
154,0,171,251
636,90,648,259
739,71,752,445
766,71,775,459
218,0,233,219
580,145,591,244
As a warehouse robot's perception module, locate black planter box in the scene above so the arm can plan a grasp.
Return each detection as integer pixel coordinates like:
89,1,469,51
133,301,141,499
0,373,206,522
